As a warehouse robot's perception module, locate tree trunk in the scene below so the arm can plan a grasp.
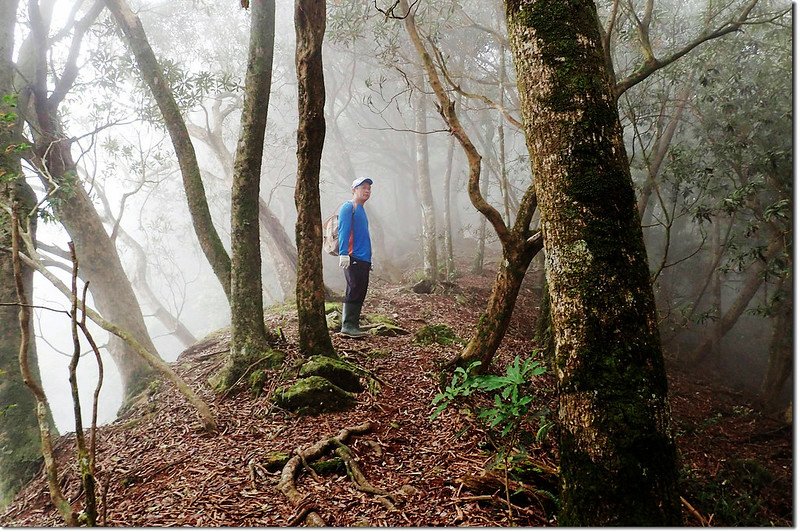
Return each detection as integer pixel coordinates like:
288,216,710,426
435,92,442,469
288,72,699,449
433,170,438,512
27,2,156,401
413,91,438,282
229,0,276,374
0,1,48,500
506,1,681,525
687,237,783,365
442,133,456,281
106,0,232,301
459,240,541,370
187,108,300,300
759,276,792,412
294,0,334,357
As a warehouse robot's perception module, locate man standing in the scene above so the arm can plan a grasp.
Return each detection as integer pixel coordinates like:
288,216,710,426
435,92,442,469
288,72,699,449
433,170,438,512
338,177,373,337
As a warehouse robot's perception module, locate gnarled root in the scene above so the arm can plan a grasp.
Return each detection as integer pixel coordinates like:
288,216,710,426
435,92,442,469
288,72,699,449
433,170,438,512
277,422,374,526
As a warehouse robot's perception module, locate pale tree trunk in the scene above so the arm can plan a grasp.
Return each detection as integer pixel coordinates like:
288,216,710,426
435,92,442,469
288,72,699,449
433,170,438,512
413,91,438,282
294,0,334,357
105,0,232,301
637,83,692,218
506,1,680,525
27,1,157,401
0,0,48,503
442,133,456,281
225,0,279,387
709,218,723,367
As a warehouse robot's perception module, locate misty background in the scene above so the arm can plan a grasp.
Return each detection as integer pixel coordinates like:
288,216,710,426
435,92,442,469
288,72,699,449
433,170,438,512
8,0,791,433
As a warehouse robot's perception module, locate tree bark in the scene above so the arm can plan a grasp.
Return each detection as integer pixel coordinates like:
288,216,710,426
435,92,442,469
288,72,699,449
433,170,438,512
0,1,47,501
229,0,276,373
105,0,232,301
294,0,334,357
27,1,157,401
413,91,438,282
506,1,681,525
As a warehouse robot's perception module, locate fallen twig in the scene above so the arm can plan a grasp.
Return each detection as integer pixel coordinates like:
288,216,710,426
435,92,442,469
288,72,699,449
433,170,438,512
681,495,709,526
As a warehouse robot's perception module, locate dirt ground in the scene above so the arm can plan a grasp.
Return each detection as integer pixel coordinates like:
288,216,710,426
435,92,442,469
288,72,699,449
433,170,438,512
0,270,792,526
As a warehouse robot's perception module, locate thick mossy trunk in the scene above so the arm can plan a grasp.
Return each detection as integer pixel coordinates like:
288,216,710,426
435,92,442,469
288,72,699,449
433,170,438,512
0,186,48,508
460,242,538,370
506,0,680,525
229,0,275,369
294,0,334,357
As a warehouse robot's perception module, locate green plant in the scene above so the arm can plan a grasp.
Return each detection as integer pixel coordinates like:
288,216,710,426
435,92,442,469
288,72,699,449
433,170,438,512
431,355,553,523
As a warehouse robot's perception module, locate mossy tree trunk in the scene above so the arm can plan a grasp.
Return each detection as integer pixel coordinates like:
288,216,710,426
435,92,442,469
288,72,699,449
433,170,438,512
106,0,232,302
294,0,334,357
186,106,300,299
505,0,681,525
27,1,156,402
227,0,277,380
0,1,49,504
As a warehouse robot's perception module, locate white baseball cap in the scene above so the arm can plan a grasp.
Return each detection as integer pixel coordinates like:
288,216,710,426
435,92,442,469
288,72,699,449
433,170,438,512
351,176,373,189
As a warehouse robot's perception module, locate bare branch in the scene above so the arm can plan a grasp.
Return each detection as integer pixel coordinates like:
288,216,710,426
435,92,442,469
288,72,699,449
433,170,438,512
615,0,761,97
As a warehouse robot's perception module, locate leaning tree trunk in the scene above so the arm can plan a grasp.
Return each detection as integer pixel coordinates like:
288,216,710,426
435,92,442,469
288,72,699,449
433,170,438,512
506,1,681,525
105,0,232,301
226,0,278,387
27,1,156,401
459,240,541,370
0,1,49,498
413,91,438,282
294,0,334,357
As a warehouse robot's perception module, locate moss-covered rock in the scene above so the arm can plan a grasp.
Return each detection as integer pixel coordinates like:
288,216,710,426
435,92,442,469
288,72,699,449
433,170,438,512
299,356,364,393
274,376,356,415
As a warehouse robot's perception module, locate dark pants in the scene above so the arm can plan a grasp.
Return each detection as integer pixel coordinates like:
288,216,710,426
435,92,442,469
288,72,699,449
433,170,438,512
344,256,371,304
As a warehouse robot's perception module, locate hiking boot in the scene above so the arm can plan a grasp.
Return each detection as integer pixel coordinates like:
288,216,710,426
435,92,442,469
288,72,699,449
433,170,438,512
341,302,369,338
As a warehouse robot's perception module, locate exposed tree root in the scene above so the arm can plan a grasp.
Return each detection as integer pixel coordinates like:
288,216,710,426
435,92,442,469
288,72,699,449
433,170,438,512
334,442,393,500
277,422,373,526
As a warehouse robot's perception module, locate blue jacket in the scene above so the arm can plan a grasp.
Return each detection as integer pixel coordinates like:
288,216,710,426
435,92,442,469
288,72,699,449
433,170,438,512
337,201,371,263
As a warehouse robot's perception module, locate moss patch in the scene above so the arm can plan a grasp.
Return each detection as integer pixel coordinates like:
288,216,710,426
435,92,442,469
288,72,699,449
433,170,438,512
413,324,461,346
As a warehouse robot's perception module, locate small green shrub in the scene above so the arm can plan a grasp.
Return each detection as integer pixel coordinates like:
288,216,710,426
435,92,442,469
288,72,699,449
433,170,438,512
414,324,462,346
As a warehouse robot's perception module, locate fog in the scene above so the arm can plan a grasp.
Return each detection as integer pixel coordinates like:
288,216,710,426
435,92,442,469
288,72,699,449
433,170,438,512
5,0,790,434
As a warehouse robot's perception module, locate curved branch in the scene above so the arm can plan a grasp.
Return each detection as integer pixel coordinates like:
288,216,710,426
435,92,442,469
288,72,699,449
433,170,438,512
614,0,760,97
49,0,105,107
399,0,509,244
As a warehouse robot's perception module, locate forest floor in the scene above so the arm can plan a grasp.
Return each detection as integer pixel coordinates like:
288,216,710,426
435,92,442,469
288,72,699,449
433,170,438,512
1,267,792,526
